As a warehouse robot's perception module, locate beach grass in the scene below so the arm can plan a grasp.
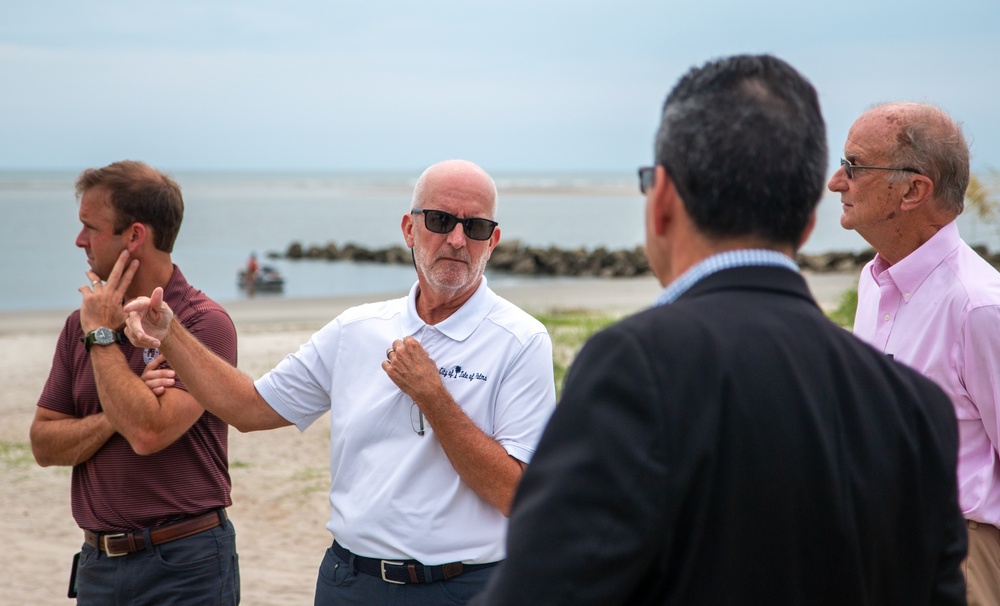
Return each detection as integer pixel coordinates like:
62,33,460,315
534,309,623,396
0,440,34,469
535,289,861,398
290,466,329,495
827,287,859,329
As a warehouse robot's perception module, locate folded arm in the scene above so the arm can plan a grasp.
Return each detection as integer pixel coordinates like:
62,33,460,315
88,344,207,455
30,407,116,467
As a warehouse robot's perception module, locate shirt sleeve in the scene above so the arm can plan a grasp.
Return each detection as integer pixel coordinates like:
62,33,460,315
36,314,79,414
492,331,557,464
255,318,341,431
961,304,1000,451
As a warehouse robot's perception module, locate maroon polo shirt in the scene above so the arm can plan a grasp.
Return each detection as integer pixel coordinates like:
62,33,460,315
38,266,238,532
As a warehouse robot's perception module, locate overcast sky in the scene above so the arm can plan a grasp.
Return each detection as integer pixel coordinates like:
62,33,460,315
2,1,997,174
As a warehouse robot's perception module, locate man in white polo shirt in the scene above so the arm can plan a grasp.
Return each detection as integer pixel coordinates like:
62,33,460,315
121,159,557,605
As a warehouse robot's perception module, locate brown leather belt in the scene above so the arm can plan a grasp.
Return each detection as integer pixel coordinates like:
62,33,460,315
84,510,226,557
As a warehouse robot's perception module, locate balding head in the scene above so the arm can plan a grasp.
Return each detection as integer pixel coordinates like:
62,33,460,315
411,160,498,220
861,102,969,216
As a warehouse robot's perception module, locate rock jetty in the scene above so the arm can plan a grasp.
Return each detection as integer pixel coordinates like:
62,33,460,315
274,240,1000,277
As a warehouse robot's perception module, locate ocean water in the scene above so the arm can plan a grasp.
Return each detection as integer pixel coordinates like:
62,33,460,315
3,170,998,312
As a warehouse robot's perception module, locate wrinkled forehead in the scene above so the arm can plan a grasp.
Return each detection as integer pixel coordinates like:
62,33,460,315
419,173,497,218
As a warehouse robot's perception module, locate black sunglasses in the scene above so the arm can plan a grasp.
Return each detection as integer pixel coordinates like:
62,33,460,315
638,166,655,194
412,208,498,241
840,158,920,180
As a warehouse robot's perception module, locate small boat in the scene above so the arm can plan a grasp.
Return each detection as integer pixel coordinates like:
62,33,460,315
238,264,285,291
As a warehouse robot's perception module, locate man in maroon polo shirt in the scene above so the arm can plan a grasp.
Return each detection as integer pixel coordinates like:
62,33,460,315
30,161,240,604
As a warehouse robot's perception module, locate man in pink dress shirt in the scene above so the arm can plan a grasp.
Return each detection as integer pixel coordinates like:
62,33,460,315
831,101,1000,605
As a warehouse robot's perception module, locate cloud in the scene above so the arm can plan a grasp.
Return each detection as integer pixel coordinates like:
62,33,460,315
1,0,998,171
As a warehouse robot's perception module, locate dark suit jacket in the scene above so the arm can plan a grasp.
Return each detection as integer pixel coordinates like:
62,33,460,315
474,266,966,605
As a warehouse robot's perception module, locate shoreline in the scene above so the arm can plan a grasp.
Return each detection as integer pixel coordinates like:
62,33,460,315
1,271,859,604
0,271,857,336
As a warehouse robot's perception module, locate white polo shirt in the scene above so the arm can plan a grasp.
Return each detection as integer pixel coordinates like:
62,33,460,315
255,278,556,564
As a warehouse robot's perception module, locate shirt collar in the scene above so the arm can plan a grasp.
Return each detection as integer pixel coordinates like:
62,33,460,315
402,276,496,341
655,249,800,306
869,221,962,297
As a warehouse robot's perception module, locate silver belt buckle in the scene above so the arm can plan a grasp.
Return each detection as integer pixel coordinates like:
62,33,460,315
380,560,405,584
101,533,128,557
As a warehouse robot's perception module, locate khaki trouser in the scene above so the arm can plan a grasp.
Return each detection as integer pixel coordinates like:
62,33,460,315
964,520,1000,606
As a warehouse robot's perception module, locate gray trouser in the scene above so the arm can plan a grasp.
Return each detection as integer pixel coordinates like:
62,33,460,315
75,519,239,605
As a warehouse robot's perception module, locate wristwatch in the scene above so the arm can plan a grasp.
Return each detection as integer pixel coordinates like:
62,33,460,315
82,327,120,351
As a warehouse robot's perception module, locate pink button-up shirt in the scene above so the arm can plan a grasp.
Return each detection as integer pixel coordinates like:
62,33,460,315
854,221,1000,525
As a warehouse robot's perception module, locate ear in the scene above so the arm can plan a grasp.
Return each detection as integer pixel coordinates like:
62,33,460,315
486,226,500,259
124,222,147,254
899,174,935,212
402,212,415,248
650,165,680,236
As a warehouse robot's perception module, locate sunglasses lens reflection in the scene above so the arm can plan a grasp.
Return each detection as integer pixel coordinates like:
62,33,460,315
464,221,494,240
423,211,495,241
425,211,457,234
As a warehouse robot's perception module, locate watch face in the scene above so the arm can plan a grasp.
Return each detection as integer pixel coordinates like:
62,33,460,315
94,327,116,345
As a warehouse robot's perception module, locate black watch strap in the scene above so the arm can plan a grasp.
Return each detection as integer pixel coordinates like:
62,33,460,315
81,327,121,351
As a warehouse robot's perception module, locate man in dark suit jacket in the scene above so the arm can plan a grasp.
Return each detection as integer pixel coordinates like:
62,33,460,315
472,54,966,605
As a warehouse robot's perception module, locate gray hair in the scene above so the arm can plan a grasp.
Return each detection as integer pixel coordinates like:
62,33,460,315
880,103,969,216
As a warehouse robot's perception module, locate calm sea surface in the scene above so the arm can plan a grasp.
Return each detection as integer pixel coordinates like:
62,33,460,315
4,170,998,312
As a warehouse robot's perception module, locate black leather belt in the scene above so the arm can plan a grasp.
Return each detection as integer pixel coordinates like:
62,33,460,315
84,510,227,557
332,540,498,584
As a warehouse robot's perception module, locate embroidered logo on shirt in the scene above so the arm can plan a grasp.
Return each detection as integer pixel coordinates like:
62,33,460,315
439,365,487,382
143,348,161,365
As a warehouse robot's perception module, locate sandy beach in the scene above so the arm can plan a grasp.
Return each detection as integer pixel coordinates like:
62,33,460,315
0,272,857,604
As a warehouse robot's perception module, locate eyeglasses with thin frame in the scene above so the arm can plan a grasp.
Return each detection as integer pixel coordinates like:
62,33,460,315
410,403,426,436
638,166,655,194
840,158,920,180
412,208,498,241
